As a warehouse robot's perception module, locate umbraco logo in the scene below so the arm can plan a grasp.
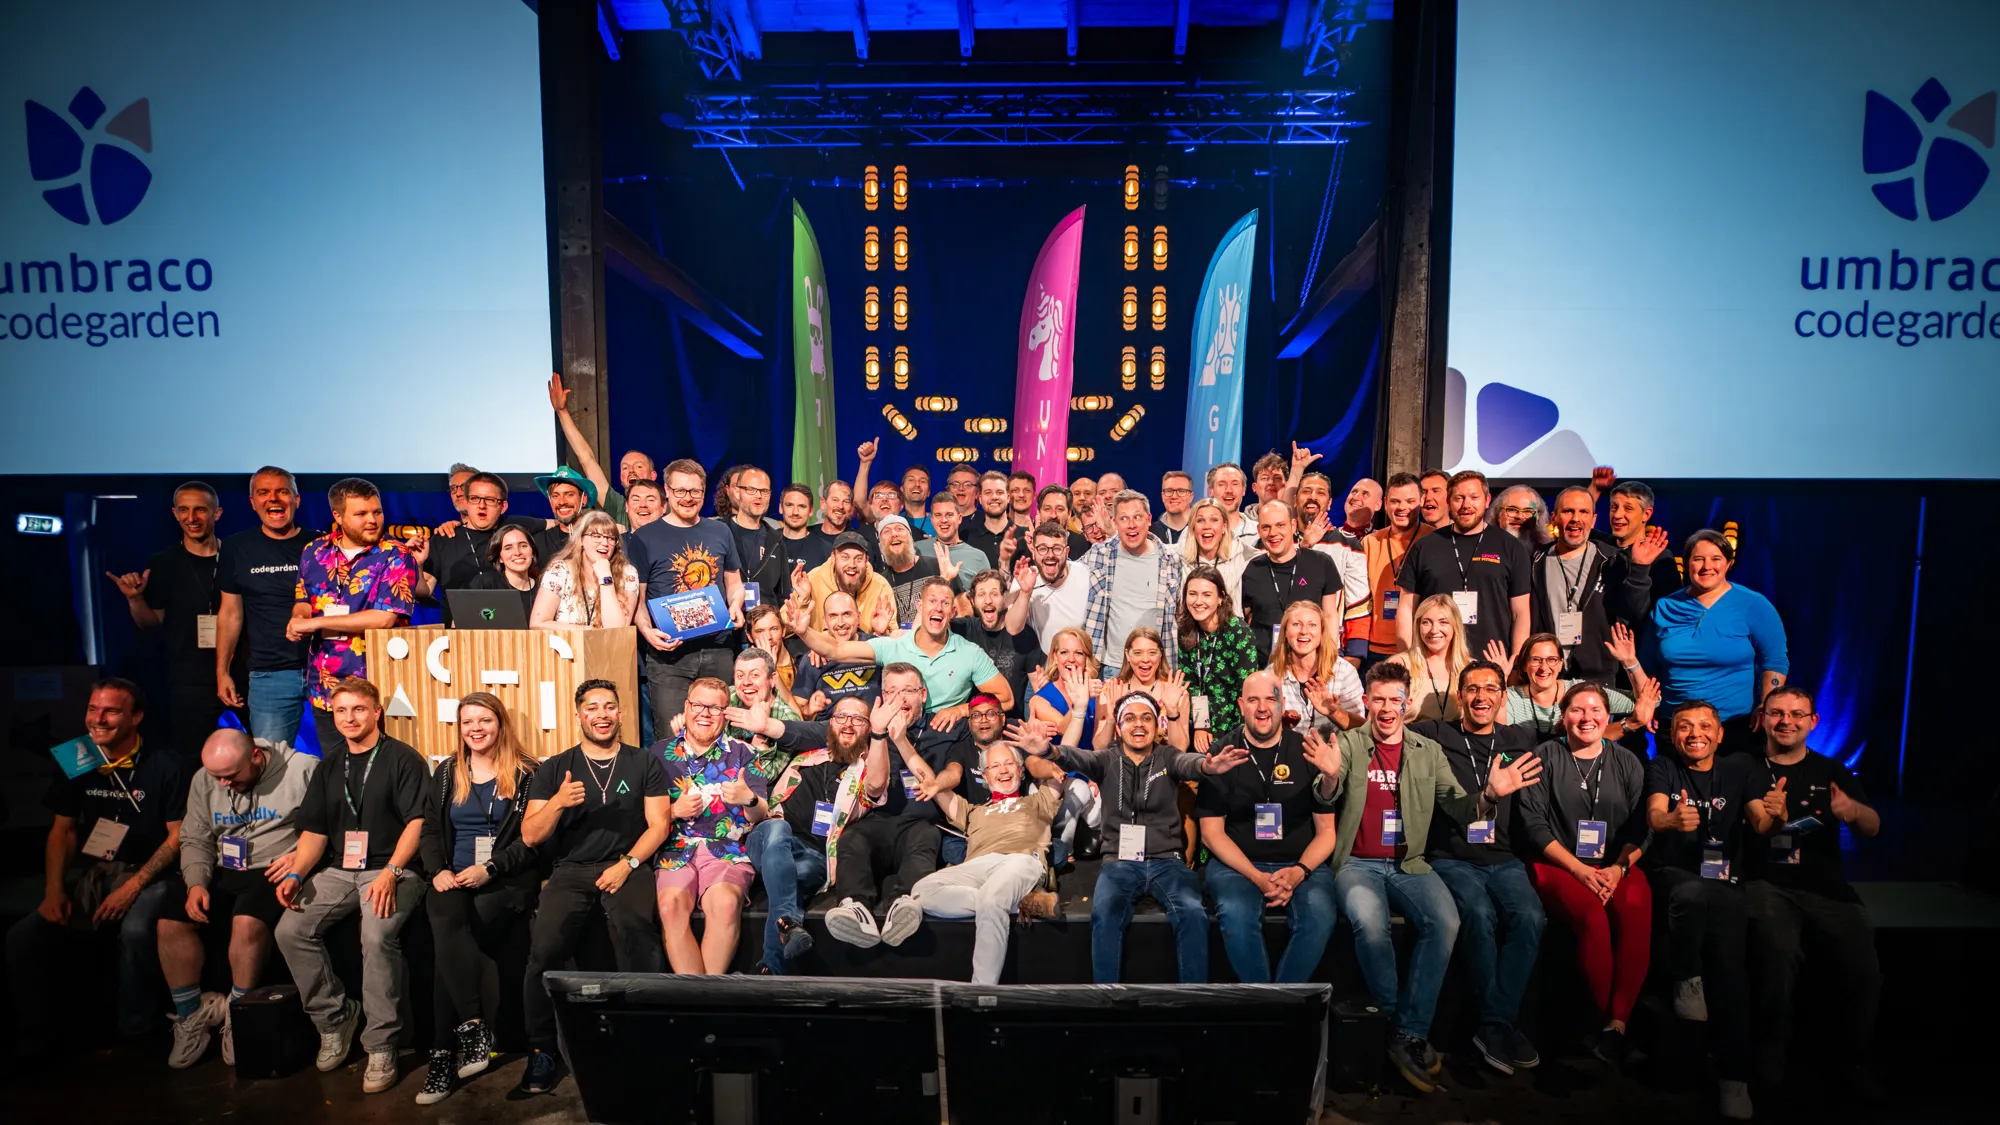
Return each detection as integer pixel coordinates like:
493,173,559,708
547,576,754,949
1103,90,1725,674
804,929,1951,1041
24,86,153,225
1863,78,1994,221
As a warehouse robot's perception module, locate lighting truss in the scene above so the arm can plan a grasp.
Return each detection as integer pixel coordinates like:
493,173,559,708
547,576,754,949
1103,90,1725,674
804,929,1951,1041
672,89,1360,148
1302,0,1379,79
663,0,744,82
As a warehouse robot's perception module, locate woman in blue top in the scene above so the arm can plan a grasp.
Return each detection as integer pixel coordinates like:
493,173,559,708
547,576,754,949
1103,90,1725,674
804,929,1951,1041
1642,530,1788,754
1030,626,1100,747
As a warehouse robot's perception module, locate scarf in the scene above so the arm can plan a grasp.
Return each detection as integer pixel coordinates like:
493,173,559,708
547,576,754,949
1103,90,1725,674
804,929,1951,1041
770,748,877,886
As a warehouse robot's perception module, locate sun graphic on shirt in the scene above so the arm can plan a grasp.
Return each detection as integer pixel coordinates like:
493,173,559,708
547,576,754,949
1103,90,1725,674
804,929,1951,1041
670,544,722,590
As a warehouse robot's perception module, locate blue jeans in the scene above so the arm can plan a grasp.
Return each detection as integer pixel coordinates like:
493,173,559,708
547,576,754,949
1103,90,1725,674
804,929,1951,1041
7,869,174,1043
1090,858,1208,983
940,834,967,867
1206,860,1338,984
1333,858,1461,1040
246,669,307,748
745,819,827,976
1432,858,1545,1029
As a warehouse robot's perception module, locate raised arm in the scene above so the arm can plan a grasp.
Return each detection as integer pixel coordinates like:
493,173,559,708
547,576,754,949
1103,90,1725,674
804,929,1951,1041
549,372,613,507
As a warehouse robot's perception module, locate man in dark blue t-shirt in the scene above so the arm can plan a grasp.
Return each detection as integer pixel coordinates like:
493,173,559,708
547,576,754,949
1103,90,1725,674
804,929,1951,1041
627,459,746,737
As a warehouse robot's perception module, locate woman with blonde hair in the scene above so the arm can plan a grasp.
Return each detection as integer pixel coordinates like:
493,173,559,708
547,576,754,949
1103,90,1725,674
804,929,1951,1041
1393,594,1474,722
1093,628,1191,750
1179,498,1247,613
531,509,639,629
1268,601,1365,734
417,692,541,1104
1030,626,1101,747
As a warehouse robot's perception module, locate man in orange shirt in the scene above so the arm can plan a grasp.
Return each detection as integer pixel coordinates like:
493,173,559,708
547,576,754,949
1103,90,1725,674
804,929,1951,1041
1361,473,1430,668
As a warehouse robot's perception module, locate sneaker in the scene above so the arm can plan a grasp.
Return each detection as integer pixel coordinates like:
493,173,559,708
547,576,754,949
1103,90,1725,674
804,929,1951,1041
1420,1038,1443,1075
515,1047,566,1096
1388,1034,1437,1094
1504,1025,1541,1071
1591,1026,1628,1067
776,917,814,963
824,897,882,948
880,895,923,947
1673,977,1709,1022
218,997,236,1067
414,1049,456,1105
1472,1024,1514,1076
362,1049,398,1094
454,1018,494,1079
1718,1079,1753,1120
314,997,362,1072
167,1008,216,1070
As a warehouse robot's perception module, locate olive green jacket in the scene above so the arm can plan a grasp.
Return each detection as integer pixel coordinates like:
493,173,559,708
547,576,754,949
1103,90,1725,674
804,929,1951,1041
1325,726,1486,875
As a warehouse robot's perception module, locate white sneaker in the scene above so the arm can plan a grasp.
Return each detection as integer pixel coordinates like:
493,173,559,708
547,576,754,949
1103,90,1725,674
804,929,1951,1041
166,1009,215,1070
218,997,236,1067
315,997,362,1072
1673,977,1709,1022
363,1049,398,1094
879,895,923,947
824,897,882,948
1718,1079,1753,1120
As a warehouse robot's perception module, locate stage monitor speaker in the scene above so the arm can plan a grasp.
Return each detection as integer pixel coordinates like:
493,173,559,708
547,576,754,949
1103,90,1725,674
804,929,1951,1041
229,985,317,1079
1326,999,1388,1093
547,973,945,1125
940,982,1330,1125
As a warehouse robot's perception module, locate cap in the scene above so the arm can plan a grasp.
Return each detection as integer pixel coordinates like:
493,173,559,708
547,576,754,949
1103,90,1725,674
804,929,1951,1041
876,513,911,532
831,531,872,554
533,464,600,509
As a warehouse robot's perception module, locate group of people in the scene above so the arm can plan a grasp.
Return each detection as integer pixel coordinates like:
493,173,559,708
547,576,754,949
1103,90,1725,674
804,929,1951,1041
27,389,1877,1117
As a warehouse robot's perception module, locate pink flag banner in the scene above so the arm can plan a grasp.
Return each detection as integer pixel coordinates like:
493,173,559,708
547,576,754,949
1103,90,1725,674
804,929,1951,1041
1009,206,1086,489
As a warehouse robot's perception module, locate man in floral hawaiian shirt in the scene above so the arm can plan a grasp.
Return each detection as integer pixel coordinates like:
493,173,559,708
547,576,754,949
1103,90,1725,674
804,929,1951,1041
653,678,770,975
289,478,415,752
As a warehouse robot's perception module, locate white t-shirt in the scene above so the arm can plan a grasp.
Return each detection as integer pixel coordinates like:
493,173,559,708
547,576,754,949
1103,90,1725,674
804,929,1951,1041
1029,567,1090,656
1102,543,1160,673
1280,663,1365,736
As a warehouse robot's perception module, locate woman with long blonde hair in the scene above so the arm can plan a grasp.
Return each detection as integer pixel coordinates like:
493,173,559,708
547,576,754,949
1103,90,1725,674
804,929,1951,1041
1030,627,1101,748
1392,594,1473,721
531,509,639,629
417,692,540,1104
1267,601,1365,733
1179,498,1247,614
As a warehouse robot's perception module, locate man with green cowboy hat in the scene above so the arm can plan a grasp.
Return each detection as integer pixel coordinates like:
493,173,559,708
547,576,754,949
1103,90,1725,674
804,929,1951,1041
532,465,600,560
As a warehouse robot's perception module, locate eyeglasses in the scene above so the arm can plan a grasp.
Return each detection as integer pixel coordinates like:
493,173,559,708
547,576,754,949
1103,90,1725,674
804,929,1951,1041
583,531,619,543
1525,656,1564,667
1500,506,1539,518
736,485,771,497
1762,708,1814,722
969,709,1004,720
465,494,505,507
1461,684,1505,695
828,714,868,726
667,487,704,499
1161,487,1194,496
686,702,725,716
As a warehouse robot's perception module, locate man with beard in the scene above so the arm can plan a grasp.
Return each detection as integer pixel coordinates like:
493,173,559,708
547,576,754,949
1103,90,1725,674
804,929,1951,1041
1491,485,1552,549
1344,478,1383,539
1240,501,1344,664
530,465,598,561
409,471,514,625
1397,471,1532,662
1417,470,1451,532
801,536,895,633
1597,475,1679,629
915,492,991,597
1022,520,1090,655
1363,474,1431,668
1411,661,1546,1076
1642,701,1759,1121
790,590,882,715
1151,470,1196,544
1532,486,1659,681
962,471,1031,573
811,478,862,542
953,568,1039,719
108,481,234,756
741,695,890,974
1068,477,1098,531
288,478,417,752
216,467,317,745
1196,672,1341,984
1034,485,1092,560
786,578,1010,719
1296,472,1372,664
873,515,943,626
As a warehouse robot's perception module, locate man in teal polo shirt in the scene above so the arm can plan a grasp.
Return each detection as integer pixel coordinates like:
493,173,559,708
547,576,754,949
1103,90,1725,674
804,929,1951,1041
784,577,1011,728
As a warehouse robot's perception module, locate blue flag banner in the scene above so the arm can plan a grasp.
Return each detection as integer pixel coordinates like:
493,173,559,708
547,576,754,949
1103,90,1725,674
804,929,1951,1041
1182,210,1259,484
48,736,103,779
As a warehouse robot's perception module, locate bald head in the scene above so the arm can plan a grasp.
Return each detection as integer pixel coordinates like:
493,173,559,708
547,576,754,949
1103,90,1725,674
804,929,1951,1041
201,728,266,793
1238,669,1283,743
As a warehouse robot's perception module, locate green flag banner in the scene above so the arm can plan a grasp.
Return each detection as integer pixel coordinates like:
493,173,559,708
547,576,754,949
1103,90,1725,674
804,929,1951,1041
791,201,838,502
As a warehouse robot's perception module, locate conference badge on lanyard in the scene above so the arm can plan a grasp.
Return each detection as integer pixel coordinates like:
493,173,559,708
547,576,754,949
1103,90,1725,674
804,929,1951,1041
1576,819,1607,860
1254,802,1283,841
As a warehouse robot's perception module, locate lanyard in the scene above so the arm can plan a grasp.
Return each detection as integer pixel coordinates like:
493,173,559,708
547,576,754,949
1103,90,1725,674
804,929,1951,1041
1116,753,1160,823
1264,557,1299,614
1555,547,1588,612
341,744,381,820
225,786,259,825
1577,751,1607,820
1448,529,1488,592
1467,732,1499,795
104,761,145,816
1368,741,1402,815
1244,742,1284,788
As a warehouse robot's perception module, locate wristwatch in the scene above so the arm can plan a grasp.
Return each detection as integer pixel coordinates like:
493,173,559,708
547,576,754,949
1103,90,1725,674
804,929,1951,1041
482,861,498,878
621,853,641,870
386,864,406,879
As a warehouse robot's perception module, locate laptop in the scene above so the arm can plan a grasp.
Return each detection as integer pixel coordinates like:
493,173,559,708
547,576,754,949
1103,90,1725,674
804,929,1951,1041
447,588,530,630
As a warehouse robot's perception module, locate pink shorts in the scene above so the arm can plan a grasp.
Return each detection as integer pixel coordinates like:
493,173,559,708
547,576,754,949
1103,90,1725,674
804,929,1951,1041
655,848,756,898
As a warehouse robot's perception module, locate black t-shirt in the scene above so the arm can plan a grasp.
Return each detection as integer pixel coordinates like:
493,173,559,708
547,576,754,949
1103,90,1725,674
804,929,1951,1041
727,519,789,604
297,736,429,872
1412,720,1539,865
217,526,316,671
952,615,1041,718
423,523,507,622
1193,728,1323,865
1741,750,1867,896
528,744,671,867
776,532,832,599
778,717,969,824
877,555,942,627
143,542,224,690
1239,549,1342,662
1643,753,1758,876
793,637,883,710
962,519,1029,573
627,517,744,652
532,522,573,564
1065,531,1093,561
777,757,855,855
43,742,195,865
1399,526,1534,658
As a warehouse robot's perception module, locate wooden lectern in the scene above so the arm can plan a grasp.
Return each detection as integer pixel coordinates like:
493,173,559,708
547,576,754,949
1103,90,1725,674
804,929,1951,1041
364,626,640,760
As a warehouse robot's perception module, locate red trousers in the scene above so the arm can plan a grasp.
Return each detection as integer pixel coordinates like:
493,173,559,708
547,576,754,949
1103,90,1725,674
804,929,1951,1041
1528,861,1652,1025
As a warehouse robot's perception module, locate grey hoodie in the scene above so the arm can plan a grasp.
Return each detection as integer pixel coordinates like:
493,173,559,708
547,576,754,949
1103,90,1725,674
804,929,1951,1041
180,740,320,888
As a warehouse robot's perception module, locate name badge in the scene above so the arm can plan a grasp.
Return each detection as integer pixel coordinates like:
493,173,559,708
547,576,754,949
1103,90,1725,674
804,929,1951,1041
1576,818,1607,860
1117,823,1148,862
1381,588,1400,621
1466,819,1496,844
322,603,352,617
341,830,369,870
743,582,761,606
218,834,250,871
81,818,130,861
1191,695,1210,731
1768,834,1799,865
474,836,495,866
1700,846,1730,881
197,613,219,650
1380,810,1404,847
1254,802,1283,841
1450,590,1480,625
1555,610,1583,646
901,770,920,798
812,801,836,836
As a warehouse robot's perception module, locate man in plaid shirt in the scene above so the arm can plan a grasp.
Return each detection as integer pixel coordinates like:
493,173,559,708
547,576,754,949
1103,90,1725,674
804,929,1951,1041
1080,490,1183,677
